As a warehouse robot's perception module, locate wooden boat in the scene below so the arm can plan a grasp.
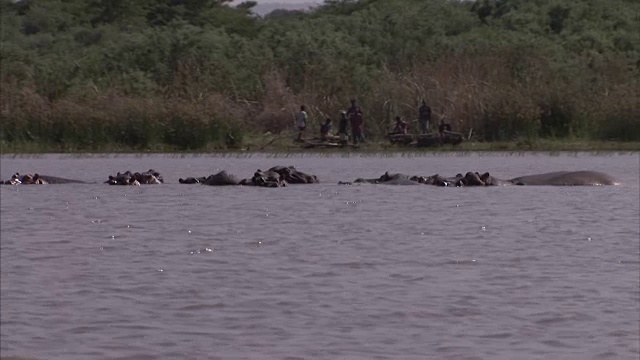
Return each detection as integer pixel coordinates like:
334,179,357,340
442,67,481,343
389,131,464,147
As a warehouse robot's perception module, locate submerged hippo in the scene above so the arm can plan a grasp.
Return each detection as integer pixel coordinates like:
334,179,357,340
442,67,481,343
242,168,287,187
509,171,620,186
351,172,421,185
180,170,241,186
202,171,240,186
267,166,319,184
106,169,163,185
341,170,620,187
180,166,318,188
3,173,88,185
178,176,208,184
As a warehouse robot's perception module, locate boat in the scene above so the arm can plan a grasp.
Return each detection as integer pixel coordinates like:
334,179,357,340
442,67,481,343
388,131,464,147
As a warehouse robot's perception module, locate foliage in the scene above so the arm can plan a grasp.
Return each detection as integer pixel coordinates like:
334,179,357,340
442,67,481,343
1,0,639,152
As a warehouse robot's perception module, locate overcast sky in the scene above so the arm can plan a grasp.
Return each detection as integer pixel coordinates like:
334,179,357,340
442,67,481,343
253,0,320,2
233,0,320,4
244,0,321,15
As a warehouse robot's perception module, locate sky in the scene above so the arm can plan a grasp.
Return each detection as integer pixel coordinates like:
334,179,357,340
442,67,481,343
246,0,322,15
253,0,320,3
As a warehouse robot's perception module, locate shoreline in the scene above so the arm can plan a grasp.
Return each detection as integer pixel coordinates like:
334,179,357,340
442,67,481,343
1,138,639,155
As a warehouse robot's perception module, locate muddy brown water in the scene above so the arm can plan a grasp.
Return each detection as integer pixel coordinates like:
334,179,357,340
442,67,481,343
1,153,638,360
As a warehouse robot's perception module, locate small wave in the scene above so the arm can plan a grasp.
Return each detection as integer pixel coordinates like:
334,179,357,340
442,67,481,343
178,303,225,311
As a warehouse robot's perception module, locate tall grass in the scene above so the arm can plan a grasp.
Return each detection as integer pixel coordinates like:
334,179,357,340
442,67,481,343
2,49,638,151
1,82,246,151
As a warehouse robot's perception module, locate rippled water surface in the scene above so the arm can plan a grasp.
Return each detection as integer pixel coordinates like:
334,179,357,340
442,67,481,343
1,152,639,360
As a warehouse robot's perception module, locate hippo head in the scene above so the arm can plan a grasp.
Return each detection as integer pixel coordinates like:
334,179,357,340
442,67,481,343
464,172,485,186
32,174,48,184
179,177,199,184
143,174,161,184
149,170,163,183
21,174,34,184
379,172,392,182
479,172,494,185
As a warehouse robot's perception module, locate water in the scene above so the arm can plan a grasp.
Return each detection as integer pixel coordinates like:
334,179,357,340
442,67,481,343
1,152,638,360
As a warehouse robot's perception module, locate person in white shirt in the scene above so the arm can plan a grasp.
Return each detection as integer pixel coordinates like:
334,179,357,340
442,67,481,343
296,105,308,141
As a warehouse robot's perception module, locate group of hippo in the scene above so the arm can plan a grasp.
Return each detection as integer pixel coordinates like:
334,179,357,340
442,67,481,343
106,169,165,185
2,167,620,187
342,170,620,186
3,173,86,185
178,166,318,187
1,166,319,187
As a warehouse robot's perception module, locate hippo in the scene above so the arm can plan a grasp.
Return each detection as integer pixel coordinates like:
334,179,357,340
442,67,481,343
3,173,24,185
345,172,464,186
267,166,318,184
17,173,47,185
508,171,620,186
2,173,88,185
106,172,130,185
179,171,243,186
352,172,421,185
201,171,240,186
340,170,619,187
178,176,208,184
106,169,163,185
180,166,317,187
246,169,287,187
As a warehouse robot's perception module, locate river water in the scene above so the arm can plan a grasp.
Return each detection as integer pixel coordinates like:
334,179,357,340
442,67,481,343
1,152,638,360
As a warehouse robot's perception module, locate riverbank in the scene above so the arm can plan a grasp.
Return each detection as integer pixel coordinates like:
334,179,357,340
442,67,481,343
2,136,639,155
3,0,639,155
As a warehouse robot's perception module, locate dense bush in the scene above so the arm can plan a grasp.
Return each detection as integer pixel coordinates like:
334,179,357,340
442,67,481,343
1,0,639,151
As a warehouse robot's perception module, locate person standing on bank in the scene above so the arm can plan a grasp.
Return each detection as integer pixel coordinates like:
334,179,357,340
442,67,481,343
346,99,361,120
320,118,333,141
419,100,432,134
351,110,365,145
296,105,308,141
347,99,365,144
338,110,349,145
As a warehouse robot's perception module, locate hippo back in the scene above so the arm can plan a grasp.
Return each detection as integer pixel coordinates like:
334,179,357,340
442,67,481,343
38,175,89,184
202,171,239,186
510,171,619,186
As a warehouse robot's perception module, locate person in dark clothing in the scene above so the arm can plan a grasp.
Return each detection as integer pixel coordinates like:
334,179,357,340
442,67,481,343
390,116,408,135
338,110,349,145
419,100,432,134
351,111,365,145
346,99,361,120
438,117,464,145
320,118,332,141
438,118,452,136
347,99,365,144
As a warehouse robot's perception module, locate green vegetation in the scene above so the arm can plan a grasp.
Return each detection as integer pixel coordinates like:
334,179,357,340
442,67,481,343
1,0,639,152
